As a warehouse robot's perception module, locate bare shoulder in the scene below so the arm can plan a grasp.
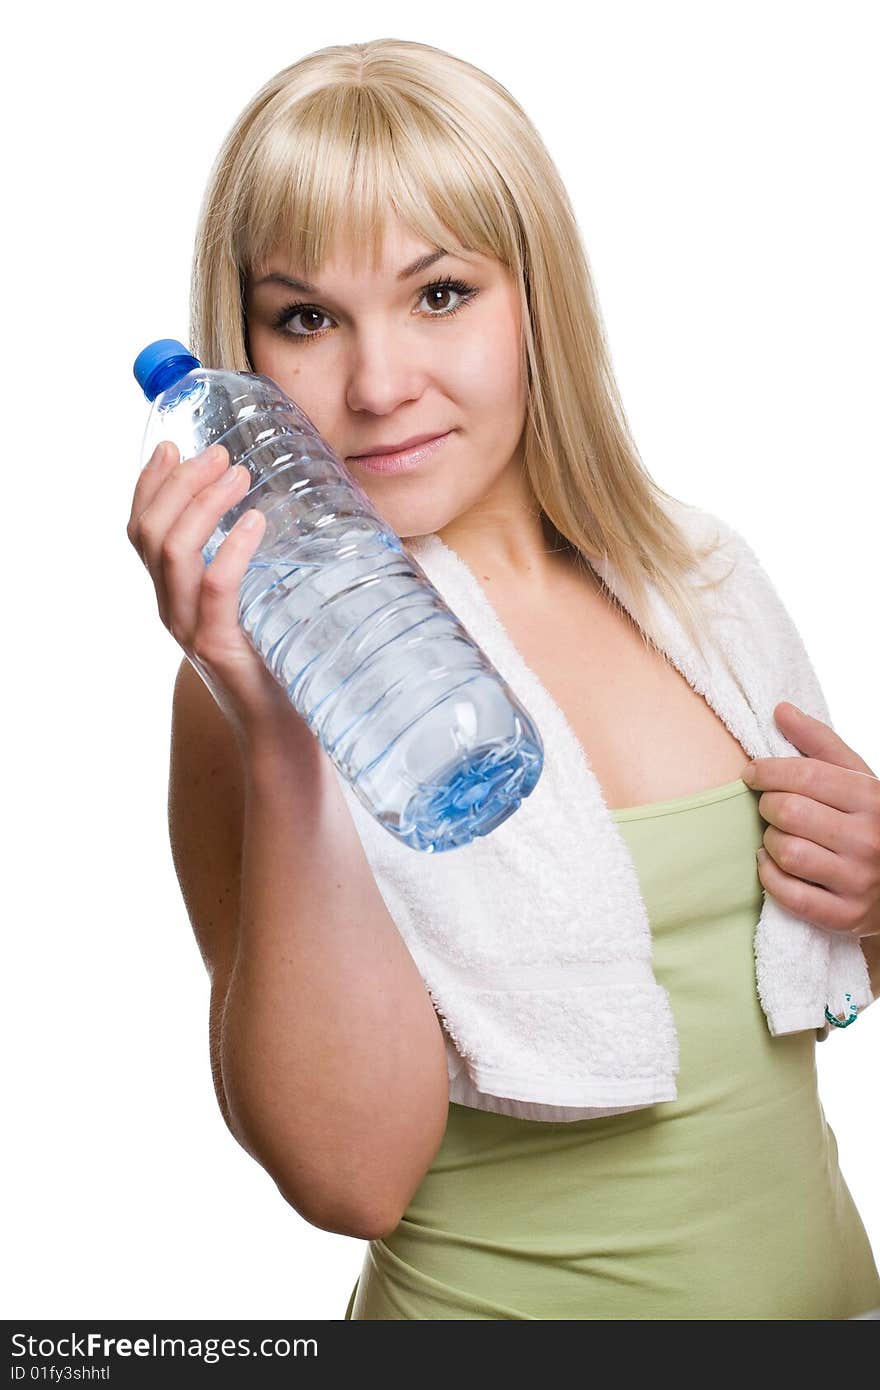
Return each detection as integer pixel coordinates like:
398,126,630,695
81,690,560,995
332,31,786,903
168,656,245,985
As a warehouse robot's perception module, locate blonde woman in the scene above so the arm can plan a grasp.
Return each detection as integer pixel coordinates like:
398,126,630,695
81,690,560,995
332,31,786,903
128,39,880,1319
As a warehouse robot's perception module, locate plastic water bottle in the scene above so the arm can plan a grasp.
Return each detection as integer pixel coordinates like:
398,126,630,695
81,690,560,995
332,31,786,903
133,339,543,852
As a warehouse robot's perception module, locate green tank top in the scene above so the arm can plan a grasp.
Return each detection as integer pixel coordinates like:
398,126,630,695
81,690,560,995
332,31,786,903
344,777,880,1319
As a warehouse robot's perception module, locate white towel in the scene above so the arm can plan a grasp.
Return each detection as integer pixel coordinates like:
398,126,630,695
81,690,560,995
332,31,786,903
330,496,874,1122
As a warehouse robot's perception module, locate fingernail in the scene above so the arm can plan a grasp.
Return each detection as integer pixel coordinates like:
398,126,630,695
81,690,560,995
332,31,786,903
756,848,768,864
146,442,166,469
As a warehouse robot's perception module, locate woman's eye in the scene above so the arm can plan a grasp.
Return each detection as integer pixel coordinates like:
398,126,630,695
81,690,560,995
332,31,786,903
418,281,471,315
272,277,479,342
280,306,331,337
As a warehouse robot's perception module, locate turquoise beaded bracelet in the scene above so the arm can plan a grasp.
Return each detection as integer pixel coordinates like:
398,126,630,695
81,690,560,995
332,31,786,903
824,993,859,1028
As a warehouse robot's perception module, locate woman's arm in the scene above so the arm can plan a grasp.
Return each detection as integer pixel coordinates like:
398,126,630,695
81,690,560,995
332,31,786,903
169,657,450,1240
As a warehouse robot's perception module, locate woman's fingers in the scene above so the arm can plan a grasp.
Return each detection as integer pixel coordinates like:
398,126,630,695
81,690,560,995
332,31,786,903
128,440,302,747
130,441,229,568
126,439,202,555
157,460,253,639
128,438,266,649
192,505,267,667
129,441,234,627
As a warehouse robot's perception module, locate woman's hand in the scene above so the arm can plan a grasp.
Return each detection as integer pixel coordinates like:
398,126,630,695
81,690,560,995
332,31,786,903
743,701,880,939
127,439,315,756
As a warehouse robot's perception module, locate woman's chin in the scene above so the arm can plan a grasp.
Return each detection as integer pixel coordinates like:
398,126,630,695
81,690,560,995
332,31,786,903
361,499,449,543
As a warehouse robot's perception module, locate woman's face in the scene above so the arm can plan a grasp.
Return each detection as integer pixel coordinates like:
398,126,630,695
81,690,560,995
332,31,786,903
243,214,529,541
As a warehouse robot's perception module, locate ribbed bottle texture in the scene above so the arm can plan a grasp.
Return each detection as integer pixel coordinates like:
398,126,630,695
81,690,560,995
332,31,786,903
134,345,543,851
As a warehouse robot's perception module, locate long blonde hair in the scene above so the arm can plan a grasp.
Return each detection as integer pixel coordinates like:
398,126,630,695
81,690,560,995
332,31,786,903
190,37,731,663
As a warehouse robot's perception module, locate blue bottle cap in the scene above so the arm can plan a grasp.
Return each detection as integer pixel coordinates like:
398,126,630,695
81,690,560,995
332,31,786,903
133,339,201,402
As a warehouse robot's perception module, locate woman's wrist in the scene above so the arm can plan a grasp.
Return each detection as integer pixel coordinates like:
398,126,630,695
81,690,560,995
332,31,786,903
239,716,329,794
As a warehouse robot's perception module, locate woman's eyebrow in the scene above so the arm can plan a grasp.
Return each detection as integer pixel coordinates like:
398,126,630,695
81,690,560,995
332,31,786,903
253,249,454,295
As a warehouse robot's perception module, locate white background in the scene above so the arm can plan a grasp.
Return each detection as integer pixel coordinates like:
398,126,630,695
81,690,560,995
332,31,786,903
3,0,877,1320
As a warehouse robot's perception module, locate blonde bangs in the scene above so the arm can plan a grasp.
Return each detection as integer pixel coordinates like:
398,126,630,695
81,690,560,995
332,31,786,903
230,81,519,286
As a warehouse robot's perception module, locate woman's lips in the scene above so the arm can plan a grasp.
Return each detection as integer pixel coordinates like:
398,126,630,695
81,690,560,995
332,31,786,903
348,431,453,474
